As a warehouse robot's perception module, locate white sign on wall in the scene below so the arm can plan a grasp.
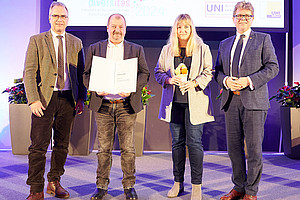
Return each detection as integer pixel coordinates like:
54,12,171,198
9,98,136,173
58,0,285,28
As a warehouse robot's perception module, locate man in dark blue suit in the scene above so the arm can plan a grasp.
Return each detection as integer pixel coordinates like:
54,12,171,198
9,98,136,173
214,1,279,200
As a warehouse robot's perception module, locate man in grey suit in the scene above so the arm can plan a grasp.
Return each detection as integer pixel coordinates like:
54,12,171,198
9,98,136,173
23,2,86,200
83,14,149,200
214,1,279,200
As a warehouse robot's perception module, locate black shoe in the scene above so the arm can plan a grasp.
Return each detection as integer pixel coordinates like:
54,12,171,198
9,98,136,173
90,188,108,200
124,188,138,200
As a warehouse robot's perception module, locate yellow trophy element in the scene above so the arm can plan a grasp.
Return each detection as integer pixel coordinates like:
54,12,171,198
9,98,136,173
175,63,188,95
175,63,188,76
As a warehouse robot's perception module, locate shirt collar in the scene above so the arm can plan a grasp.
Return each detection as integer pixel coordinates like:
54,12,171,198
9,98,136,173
51,29,66,38
108,40,124,48
236,28,251,39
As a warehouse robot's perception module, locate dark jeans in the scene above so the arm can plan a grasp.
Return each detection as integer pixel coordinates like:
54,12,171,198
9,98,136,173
26,91,75,193
94,100,137,189
225,95,267,196
170,103,204,184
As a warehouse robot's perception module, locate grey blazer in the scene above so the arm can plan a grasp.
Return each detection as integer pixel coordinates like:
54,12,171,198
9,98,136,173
23,30,86,107
83,40,150,113
214,31,279,110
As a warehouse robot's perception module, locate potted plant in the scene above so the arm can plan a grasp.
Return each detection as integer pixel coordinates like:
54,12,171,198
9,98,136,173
2,79,96,156
68,90,98,156
270,82,300,159
2,78,31,155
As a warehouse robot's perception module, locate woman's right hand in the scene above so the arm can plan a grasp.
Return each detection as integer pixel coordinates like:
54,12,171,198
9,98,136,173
166,76,182,86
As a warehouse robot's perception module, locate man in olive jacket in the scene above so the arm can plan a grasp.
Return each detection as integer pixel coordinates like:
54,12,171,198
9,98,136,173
23,2,86,200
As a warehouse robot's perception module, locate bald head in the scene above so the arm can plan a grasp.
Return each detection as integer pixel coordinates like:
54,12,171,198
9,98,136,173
107,14,126,26
107,14,127,44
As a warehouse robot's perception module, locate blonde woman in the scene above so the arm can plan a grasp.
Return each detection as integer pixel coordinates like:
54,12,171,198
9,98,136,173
154,14,214,200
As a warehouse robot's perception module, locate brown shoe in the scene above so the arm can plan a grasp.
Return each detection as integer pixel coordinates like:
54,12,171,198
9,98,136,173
46,180,70,199
26,192,44,200
242,194,257,200
124,188,138,200
220,189,245,200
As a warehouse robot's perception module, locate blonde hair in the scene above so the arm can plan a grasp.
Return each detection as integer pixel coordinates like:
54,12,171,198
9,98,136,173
168,14,203,57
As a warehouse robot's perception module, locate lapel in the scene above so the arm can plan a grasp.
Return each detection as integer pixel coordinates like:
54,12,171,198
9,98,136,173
189,45,200,79
123,40,131,59
161,44,175,76
167,45,175,76
44,30,56,70
101,40,108,58
66,33,71,69
240,30,255,66
226,36,235,75
170,54,175,76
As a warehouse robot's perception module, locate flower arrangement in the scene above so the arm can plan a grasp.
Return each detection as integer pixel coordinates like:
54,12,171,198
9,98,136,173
2,81,155,106
85,90,91,105
269,82,300,108
216,88,223,99
141,85,155,105
2,78,27,104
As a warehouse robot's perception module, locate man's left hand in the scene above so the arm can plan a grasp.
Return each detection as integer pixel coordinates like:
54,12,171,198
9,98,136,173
75,99,85,115
118,92,131,97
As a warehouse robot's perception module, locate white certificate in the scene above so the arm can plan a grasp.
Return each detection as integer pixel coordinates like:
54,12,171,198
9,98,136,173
88,56,138,94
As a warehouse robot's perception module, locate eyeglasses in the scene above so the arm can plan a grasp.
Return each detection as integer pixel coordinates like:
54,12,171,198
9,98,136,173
233,14,253,20
51,15,68,20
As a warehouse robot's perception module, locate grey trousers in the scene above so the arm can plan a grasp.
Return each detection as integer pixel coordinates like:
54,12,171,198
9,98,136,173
94,100,137,189
224,95,267,196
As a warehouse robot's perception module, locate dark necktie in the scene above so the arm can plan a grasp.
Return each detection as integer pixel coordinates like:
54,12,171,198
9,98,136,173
232,34,245,77
56,35,65,90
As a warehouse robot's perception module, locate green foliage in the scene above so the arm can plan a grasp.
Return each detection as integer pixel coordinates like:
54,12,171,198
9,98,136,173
85,90,91,105
141,85,155,105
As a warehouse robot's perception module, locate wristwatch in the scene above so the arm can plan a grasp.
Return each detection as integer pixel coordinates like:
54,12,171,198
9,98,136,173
192,80,198,88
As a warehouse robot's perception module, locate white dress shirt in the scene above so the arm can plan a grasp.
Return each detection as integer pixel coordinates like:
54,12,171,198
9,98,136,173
223,28,254,90
51,30,71,91
104,40,125,100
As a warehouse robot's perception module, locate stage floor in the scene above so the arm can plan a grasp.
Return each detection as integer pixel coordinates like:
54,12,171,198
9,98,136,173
0,150,299,200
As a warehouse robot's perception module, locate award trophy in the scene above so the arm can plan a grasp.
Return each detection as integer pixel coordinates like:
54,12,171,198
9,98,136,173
175,63,188,95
